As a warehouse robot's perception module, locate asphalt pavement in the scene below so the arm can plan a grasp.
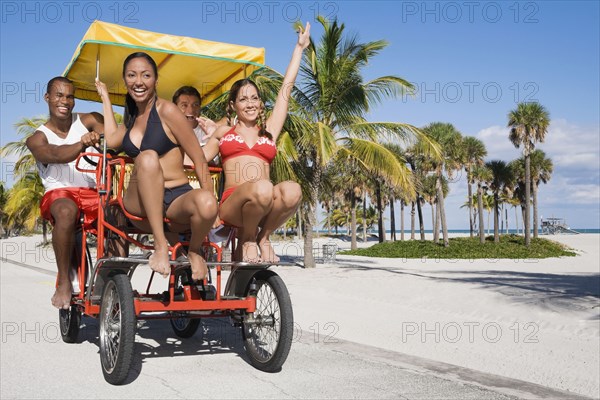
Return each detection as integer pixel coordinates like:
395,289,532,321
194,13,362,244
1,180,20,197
0,256,591,400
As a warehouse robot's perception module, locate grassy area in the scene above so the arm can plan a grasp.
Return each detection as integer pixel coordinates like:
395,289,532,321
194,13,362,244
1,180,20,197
339,234,578,259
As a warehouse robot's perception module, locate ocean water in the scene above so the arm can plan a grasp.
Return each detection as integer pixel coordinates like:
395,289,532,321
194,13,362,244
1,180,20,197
316,228,600,234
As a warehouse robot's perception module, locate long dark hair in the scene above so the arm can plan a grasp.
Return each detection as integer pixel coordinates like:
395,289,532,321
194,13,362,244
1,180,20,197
122,52,158,128
227,79,271,140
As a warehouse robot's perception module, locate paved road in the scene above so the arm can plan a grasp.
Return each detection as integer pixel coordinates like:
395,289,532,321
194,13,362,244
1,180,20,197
0,257,589,399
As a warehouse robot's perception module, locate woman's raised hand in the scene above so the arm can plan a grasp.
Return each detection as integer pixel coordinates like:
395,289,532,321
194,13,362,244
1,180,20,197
95,78,110,101
297,21,311,50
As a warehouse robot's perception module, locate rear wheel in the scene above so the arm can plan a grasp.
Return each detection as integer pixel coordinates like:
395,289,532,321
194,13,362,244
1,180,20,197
99,274,136,385
242,271,293,372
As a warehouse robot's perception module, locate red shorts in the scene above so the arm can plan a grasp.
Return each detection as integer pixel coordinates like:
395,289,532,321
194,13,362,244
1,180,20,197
220,186,236,205
219,186,238,227
40,188,98,227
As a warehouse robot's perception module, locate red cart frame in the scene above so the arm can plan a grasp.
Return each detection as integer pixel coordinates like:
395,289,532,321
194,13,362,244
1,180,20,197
60,148,294,385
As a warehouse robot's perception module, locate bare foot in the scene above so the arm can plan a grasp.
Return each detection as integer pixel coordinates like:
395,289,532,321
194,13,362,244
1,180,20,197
189,252,208,281
258,240,280,263
149,245,170,277
242,241,262,263
51,281,73,309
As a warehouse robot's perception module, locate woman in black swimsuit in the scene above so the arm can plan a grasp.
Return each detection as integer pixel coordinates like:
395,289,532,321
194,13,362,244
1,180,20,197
96,52,217,281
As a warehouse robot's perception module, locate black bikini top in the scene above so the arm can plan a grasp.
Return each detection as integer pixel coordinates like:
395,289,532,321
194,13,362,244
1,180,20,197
122,101,179,158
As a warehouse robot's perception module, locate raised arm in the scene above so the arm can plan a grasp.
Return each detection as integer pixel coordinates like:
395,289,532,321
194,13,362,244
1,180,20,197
95,79,126,149
266,21,311,141
26,129,101,165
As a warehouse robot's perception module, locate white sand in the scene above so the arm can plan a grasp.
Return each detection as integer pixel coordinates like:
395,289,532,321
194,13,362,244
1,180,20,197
272,233,600,398
1,233,598,397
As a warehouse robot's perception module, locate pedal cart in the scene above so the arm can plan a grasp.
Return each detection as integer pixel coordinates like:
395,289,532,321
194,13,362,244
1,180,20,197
59,21,294,385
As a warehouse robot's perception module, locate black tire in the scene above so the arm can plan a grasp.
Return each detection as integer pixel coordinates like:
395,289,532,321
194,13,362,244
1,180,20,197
170,314,201,338
99,274,136,385
59,306,81,343
242,271,293,372
170,268,201,338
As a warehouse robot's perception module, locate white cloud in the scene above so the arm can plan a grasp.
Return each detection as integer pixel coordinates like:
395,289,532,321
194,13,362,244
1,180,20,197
440,119,600,229
474,119,600,171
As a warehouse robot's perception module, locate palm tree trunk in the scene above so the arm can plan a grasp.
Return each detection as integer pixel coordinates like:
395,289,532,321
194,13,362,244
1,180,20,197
493,193,500,243
297,211,303,240
431,202,436,242
410,201,415,240
390,198,396,241
303,201,316,269
350,194,357,250
327,201,332,235
524,150,531,246
376,181,385,243
362,191,367,243
515,206,519,234
532,181,539,238
478,183,485,244
468,170,474,238
436,173,449,247
400,200,405,241
521,204,526,235
416,197,425,241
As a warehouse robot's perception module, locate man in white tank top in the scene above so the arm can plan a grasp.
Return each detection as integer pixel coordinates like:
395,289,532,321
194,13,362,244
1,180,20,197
26,77,105,309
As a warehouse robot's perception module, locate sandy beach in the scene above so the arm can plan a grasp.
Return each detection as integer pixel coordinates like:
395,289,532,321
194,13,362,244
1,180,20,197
1,233,598,398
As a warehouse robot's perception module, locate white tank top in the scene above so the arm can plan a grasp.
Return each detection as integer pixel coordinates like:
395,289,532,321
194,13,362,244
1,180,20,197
36,114,98,192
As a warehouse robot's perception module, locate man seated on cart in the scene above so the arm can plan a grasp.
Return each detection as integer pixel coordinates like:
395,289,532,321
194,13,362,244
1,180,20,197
26,76,124,309
172,85,221,167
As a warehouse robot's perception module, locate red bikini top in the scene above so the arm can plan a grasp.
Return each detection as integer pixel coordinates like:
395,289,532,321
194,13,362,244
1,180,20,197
218,127,277,164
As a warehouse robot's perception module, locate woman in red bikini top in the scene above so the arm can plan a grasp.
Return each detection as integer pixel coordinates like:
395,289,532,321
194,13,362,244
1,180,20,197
95,52,217,282
202,22,311,263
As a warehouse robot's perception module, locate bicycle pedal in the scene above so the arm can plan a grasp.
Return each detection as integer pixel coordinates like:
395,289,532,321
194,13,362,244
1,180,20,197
197,284,217,300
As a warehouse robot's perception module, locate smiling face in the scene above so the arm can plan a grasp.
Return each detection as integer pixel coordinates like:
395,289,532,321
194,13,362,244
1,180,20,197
175,94,201,129
45,81,75,121
123,56,157,104
231,83,261,123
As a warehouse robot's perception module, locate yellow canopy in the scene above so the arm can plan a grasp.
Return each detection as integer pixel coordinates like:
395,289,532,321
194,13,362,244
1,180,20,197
63,20,266,106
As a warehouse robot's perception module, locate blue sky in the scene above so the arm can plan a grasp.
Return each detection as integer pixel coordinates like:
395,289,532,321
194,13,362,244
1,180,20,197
1,1,599,230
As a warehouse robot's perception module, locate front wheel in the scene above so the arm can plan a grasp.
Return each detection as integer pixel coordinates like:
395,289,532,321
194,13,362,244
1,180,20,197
99,274,136,385
242,271,293,372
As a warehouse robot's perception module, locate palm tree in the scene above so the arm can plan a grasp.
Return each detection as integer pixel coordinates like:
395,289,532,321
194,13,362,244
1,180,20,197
422,174,448,241
486,160,514,243
289,17,437,266
529,150,553,238
462,137,487,238
508,102,550,246
0,181,8,237
405,149,427,240
0,115,48,179
472,165,492,243
421,123,462,247
3,172,44,235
